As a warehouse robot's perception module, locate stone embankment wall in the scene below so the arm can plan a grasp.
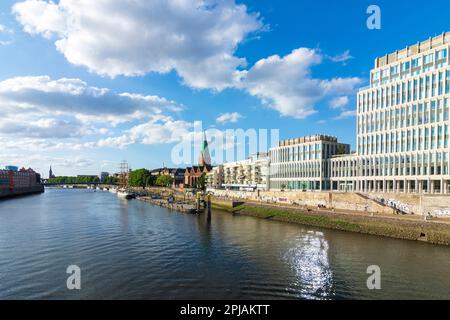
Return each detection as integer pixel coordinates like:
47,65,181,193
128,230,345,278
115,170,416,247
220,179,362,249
208,189,450,216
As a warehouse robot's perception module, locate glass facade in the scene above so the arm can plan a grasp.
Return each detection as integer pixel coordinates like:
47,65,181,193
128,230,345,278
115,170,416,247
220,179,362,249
331,34,450,194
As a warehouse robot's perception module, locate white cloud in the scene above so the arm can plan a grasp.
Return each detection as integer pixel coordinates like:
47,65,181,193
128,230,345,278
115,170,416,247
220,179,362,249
13,0,263,91
334,109,357,120
216,112,242,124
0,116,87,139
0,75,187,153
12,1,363,120
240,48,362,119
0,24,13,34
0,40,13,46
329,50,353,63
97,115,194,149
329,96,349,109
0,23,14,45
0,76,181,127
0,151,100,177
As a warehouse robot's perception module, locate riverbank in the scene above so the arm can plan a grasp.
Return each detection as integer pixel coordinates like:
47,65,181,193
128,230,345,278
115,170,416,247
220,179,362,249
211,200,450,246
138,196,200,214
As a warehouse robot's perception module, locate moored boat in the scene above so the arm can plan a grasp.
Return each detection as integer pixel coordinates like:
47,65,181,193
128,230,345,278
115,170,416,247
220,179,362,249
117,189,135,199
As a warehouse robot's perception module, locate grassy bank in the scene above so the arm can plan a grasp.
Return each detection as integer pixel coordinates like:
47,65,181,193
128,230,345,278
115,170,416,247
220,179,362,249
213,201,450,246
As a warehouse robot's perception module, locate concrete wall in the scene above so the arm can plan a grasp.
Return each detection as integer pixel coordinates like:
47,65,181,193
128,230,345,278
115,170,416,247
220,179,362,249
368,192,450,215
209,189,450,215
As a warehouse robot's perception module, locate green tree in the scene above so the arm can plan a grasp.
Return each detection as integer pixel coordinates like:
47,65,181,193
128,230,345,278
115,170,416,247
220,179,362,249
155,175,174,188
128,169,151,188
194,173,207,191
104,176,118,185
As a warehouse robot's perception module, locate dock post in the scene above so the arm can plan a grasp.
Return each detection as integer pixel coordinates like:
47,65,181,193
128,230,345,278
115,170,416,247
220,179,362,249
196,191,201,214
207,193,211,222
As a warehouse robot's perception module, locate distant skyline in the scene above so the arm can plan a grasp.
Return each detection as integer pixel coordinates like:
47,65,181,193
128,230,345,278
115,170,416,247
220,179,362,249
0,0,449,176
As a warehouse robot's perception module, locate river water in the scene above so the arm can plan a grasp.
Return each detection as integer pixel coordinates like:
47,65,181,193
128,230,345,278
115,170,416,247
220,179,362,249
0,188,449,300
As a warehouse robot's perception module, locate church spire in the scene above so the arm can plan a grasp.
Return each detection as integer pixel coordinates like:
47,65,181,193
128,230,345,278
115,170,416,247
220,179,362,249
199,131,211,166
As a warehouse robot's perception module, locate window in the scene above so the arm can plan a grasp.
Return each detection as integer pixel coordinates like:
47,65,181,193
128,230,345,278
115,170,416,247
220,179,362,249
412,57,422,75
424,53,434,65
423,54,434,72
446,70,450,94
431,101,436,123
401,61,410,79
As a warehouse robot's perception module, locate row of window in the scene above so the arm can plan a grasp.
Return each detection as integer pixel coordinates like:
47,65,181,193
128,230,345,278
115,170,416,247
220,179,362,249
331,152,450,177
358,124,450,155
269,180,325,191
360,69,450,113
270,162,326,179
358,98,450,134
371,48,448,88
270,143,347,163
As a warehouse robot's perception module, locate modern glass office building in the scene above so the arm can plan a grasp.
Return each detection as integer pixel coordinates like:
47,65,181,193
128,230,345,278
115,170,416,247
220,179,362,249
269,135,350,191
331,32,450,194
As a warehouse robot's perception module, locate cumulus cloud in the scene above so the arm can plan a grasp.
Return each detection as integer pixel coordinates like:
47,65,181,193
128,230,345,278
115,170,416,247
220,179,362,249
329,50,353,63
216,112,242,124
0,23,14,45
0,76,180,123
329,96,349,109
0,116,87,139
0,151,97,176
334,110,357,120
240,48,362,119
13,0,263,90
97,115,195,149
0,24,14,34
12,1,363,120
0,75,187,153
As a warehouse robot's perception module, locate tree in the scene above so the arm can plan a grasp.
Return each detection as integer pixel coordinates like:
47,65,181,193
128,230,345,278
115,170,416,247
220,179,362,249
194,173,207,191
155,175,174,188
128,169,151,188
104,176,118,185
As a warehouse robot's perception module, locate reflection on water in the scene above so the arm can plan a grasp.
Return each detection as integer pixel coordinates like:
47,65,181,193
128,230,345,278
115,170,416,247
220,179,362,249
285,232,333,299
0,188,449,300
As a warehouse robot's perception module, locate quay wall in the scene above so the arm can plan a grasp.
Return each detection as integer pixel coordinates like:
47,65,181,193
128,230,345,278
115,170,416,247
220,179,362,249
208,189,450,216
0,185,45,199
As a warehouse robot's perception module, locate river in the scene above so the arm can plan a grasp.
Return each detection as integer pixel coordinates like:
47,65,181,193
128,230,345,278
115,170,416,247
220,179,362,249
0,188,449,300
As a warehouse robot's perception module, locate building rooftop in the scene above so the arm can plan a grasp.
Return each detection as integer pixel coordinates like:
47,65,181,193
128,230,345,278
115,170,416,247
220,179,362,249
278,134,338,147
374,31,450,69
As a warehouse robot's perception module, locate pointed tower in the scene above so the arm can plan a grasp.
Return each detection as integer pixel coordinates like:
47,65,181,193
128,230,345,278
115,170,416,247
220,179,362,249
49,166,54,179
199,131,211,166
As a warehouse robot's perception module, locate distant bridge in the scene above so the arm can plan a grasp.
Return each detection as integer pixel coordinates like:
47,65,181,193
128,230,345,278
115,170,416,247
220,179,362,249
43,182,116,186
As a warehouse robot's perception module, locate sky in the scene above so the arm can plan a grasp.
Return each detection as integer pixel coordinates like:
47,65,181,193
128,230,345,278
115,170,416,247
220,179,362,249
0,0,449,177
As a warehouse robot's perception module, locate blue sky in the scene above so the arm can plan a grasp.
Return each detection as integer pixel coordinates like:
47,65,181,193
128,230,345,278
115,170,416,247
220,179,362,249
0,0,449,177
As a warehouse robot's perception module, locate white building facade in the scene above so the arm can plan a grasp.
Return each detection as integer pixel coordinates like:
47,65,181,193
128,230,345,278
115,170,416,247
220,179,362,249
269,135,350,191
207,153,269,191
331,32,450,194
